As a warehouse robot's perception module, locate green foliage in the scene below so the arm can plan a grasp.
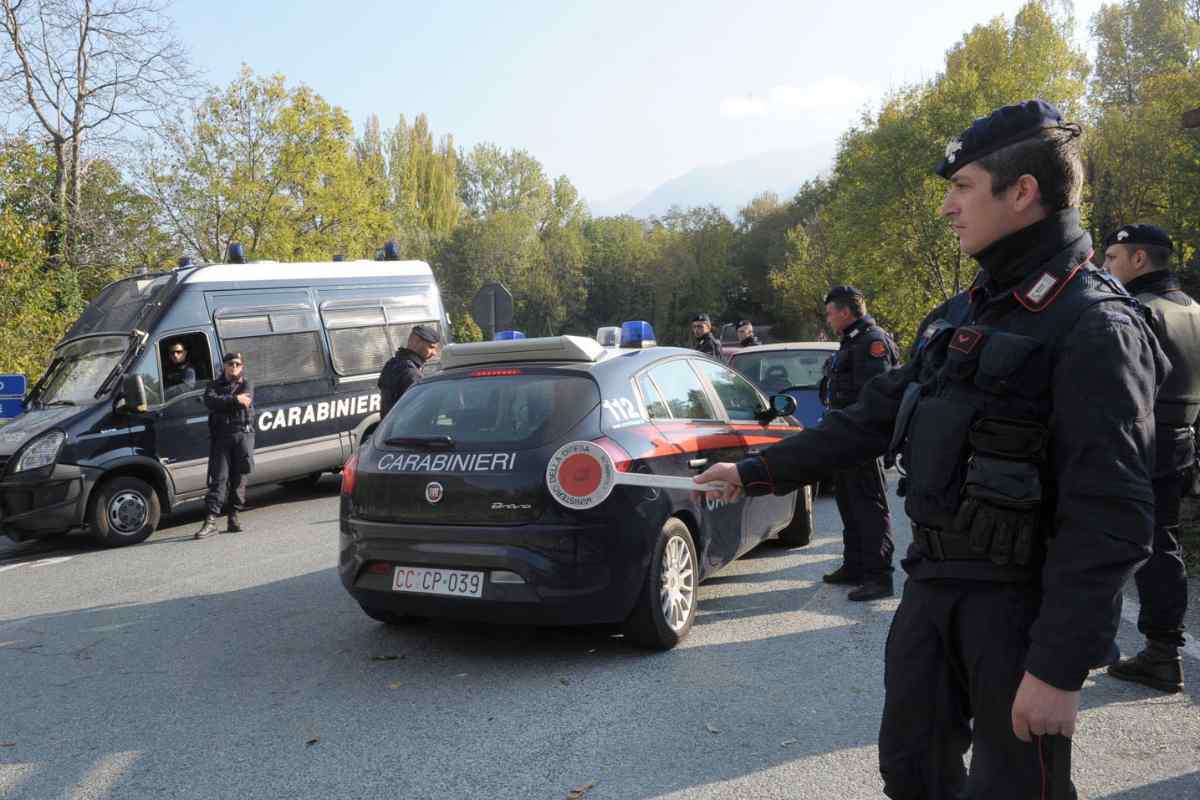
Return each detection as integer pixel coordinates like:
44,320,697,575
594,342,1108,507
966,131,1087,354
450,311,484,343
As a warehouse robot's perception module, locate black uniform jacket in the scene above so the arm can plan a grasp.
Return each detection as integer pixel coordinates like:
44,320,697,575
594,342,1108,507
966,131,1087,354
694,333,722,358
739,334,762,348
736,210,1166,691
379,348,426,418
204,375,255,436
824,316,899,410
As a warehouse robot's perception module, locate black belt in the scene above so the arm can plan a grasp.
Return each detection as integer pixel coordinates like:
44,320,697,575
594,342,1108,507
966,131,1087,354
912,524,990,561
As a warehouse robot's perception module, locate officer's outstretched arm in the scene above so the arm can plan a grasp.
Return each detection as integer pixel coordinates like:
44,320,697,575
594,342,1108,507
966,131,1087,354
1025,305,1164,692
734,360,917,496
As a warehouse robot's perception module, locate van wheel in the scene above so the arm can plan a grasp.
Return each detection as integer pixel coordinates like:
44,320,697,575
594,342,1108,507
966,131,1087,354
89,476,161,547
623,517,698,650
777,484,814,547
280,472,323,490
358,604,427,626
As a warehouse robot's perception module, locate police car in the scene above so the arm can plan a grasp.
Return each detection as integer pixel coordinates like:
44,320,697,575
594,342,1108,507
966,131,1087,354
338,322,814,649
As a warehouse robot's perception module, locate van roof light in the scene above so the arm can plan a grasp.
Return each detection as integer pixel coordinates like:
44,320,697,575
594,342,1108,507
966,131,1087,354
620,321,656,348
226,243,246,264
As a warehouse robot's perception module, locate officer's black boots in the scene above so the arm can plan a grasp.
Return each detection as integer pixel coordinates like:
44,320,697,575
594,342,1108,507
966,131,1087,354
822,566,863,585
1108,641,1184,693
194,515,218,540
848,575,894,602
226,512,243,533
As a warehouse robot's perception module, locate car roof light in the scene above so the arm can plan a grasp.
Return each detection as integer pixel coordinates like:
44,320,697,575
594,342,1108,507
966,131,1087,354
494,330,526,341
620,321,656,348
596,326,621,347
440,335,607,370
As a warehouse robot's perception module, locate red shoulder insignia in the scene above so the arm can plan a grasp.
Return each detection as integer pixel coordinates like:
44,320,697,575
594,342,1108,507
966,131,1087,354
869,340,887,358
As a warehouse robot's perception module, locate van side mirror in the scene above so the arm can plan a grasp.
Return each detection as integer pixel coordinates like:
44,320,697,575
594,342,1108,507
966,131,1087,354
121,374,149,413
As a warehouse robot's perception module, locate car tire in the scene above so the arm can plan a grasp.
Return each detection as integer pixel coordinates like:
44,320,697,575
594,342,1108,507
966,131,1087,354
279,472,323,490
623,517,698,650
358,604,427,626
89,476,161,547
776,484,814,547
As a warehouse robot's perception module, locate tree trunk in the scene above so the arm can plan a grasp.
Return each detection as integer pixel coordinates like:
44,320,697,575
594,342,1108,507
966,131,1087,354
47,139,69,269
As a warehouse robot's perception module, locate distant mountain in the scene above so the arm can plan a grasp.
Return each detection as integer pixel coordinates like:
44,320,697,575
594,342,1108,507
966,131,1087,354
588,186,652,218
616,146,835,220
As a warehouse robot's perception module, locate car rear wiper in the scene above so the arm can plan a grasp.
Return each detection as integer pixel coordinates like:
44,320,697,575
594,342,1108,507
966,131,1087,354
383,435,455,450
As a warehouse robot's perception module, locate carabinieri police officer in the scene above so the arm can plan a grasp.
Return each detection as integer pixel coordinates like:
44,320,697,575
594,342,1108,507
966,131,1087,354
1101,223,1200,694
195,352,255,539
378,324,441,419
690,313,722,358
696,100,1166,799
820,286,900,600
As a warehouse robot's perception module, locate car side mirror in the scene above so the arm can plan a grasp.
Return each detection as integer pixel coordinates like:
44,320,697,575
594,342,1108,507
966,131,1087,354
770,393,797,418
121,374,148,413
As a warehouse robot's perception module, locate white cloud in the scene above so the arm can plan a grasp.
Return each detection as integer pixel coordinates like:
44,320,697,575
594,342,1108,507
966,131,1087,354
719,77,878,119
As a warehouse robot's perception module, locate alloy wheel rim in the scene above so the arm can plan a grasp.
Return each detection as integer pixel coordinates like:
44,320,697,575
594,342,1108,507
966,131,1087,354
659,534,695,632
108,491,148,534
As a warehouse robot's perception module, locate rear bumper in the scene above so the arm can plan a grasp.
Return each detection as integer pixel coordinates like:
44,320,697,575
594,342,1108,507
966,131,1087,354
339,512,653,626
0,464,92,541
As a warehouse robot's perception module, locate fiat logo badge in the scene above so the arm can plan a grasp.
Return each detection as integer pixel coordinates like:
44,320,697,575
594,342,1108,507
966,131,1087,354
425,481,444,504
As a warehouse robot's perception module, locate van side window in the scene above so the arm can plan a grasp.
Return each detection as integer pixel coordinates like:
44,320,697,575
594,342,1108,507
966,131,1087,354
159,333,213,401
321,301,443,377
216,308,325,384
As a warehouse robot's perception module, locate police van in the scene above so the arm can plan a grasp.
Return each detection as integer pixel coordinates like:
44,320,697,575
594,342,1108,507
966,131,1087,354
0,249,450,547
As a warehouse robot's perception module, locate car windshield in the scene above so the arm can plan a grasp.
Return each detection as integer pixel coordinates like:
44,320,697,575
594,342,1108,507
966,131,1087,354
380,373,600,450
731,349,833,392
36,335,131,406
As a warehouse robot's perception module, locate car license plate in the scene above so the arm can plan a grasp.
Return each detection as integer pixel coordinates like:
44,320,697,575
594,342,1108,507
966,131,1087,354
391,566,484,599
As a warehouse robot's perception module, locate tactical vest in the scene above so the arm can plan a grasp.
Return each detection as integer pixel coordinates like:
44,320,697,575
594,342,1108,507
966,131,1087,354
898,263,1137,543
827,321,899,409
1136,288,1200,428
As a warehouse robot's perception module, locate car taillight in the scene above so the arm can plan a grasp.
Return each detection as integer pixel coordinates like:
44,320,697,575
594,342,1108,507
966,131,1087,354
341,452,359,495
592,436,632,473
469,368,523,377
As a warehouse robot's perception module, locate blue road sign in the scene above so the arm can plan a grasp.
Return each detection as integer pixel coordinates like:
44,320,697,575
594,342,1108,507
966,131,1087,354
0,399,24,419
0,374,27,398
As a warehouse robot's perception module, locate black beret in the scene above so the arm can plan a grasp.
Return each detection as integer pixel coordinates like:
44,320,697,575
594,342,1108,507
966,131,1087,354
410,324,441,344
1102,223,1173,253
691,313,711,324
736,319,753,328
222,352,243,364
935,99,1073,179
824,285,864,304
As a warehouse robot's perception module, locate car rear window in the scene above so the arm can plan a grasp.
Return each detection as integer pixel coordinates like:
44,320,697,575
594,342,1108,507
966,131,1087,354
732,350,833,391
379,373,601,449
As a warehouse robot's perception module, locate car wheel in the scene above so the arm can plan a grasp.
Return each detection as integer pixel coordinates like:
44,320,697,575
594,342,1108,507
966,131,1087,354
89,476,161,547
776,484,814,547
623,517,698,650
279,472,323,490
358,604,427,626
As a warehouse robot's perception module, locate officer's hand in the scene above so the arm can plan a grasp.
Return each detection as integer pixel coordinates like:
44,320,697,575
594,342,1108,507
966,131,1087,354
694,463,743,502
1011,671,1079,742
237,394,252,407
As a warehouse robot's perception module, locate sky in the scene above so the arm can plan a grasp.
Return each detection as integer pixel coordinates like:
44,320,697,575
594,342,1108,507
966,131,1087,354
169,0,1108,212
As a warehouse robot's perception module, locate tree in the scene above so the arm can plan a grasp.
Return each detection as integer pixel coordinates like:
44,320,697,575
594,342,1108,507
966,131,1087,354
0,0,194,266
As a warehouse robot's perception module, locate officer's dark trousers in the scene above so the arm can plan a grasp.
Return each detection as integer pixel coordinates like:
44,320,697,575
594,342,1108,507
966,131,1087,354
204,431,254,517
879,579,1077,800
1132,471,1188,648
833,457,894,577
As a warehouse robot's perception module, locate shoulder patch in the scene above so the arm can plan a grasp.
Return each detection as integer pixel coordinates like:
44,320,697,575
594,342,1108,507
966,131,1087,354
1025,273,1059,304
869,340,887,358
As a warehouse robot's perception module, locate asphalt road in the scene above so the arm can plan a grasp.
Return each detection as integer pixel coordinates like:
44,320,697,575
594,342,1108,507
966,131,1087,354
0,478,1197,800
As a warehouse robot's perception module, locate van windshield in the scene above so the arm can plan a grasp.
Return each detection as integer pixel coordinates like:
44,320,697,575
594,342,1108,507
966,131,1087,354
35,336,131,406
380,373,600,450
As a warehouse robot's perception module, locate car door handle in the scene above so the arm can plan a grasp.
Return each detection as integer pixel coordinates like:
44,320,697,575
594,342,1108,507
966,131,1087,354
688,458,709,469
747,449,762,456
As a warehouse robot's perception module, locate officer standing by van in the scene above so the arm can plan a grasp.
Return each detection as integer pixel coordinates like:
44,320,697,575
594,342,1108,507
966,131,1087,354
195,353,255,539
736,320,761,348
821,286,900,600
378,325,441,418
1102,224,1200,694
696,100,1165,798
690,314,722,358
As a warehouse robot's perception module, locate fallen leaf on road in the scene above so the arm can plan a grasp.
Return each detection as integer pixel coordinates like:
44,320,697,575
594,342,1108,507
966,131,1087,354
0,742,15,747
567,782,595,799
305,737,320,748
704,722,721,735
369,654,402,661
559,677,570,686
780,738,799,748
388,682,403,689
455,673,468,678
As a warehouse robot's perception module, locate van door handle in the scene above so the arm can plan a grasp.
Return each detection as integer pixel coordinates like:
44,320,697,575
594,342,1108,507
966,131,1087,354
688,458,709,469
